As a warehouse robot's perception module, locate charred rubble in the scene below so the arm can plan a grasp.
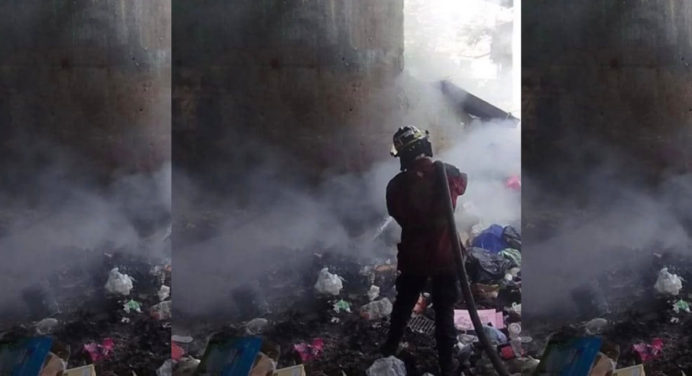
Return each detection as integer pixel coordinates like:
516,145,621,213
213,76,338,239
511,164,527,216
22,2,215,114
0,251,171,375
172,224,524,376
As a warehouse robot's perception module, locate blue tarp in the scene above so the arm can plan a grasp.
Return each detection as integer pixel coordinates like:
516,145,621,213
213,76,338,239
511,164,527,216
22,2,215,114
471,224,509,253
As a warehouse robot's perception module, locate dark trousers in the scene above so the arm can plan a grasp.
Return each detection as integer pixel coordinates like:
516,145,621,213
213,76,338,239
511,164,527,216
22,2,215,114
385,273,459,372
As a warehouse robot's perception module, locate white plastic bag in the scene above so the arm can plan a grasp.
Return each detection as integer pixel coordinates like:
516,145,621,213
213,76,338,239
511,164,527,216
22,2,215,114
367,285,380,301
104,267,134,296
654,267,683,296
361,298,393,320
366,356,406,376
314,267,343,295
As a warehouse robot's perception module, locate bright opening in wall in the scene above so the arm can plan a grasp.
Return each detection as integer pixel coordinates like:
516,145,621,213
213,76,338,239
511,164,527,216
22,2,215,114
404,0,519,116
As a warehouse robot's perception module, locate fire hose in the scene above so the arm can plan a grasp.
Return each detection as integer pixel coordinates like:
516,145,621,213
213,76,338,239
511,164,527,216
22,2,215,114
434,161,510,376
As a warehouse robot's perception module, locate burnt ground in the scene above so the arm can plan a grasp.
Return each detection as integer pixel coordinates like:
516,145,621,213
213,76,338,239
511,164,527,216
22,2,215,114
524,251,692,375
1,251,171,375
174,250,524,376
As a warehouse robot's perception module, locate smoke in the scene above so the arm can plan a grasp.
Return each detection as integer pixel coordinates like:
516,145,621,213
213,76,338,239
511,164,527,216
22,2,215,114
0,137,171,322
173,86,520,320
172,0,519,322
522,140,692,322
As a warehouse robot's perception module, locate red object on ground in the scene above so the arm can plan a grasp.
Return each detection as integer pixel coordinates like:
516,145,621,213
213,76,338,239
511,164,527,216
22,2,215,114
505,175,521,190
171,342,185,361
633,338,664,362
293,338,325,362
500,345,515,360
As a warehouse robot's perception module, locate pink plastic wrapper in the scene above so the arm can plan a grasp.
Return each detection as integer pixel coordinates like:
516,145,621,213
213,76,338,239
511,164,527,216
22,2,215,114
83,338,114,362
505,176,521,191
454,309,505,330
632,338,664,362
293,338,324,362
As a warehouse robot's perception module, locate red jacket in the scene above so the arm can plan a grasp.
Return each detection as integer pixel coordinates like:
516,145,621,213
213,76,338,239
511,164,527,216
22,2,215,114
386,157,467,276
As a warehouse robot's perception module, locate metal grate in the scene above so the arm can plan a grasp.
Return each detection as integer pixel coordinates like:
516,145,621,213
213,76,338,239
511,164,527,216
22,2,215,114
408,315,435,335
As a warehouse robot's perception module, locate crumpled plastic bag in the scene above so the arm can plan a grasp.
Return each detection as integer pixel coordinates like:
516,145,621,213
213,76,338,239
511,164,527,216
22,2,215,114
361,298,393,320
654,267,683,296
105,268,134,296
314,268,343,295
366,356,406,376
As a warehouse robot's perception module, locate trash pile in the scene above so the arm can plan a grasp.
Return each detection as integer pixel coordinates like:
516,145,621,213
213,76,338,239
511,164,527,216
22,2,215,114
0,252,171,375
172,223,523,376
524,251,692,376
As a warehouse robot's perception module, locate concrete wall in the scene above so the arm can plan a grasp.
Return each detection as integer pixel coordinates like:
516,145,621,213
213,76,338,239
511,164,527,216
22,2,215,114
522,0,692,324
173,0,404,180
0,0,171,177
523,0,692,180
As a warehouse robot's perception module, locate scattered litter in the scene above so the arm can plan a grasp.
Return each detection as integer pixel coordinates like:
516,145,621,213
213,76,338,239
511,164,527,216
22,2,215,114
612,364,646,376
293,338,324,362
407,315,435,335
156,359,173,376
123,299,142,314
63,365,96,376
246,318,269,335
458,334,478,344
654,267,683,296
176,357,201,375
158,285,170,301
472,283,502,299
467,247,511,282
361,298,393,320
39,352,66,376
314,268,343,296
672,299,690,313
172,342,185,361
589,352,616,376
150,300,172,320
483,325,508,345
249,352,276,376
632,338,664,362
35,318,59,335
533,336,602,375
366,356,406,376
333,299,351,313
471,225,509,253
172,335,194,344
196,337,262,375
584,318,608,335
104,268,134,296
367,285,380,301
499,248,521,267
454,309,504,330
274,364,306,376
83,338,115,362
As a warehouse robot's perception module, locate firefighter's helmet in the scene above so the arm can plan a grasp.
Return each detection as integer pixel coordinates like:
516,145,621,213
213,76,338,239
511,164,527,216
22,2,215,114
390,125,433,171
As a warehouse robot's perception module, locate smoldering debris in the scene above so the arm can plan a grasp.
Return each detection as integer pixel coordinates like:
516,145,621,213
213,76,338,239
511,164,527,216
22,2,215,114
172,228,524,376
0,252,171,375
523,251,692,376
0,138,172,374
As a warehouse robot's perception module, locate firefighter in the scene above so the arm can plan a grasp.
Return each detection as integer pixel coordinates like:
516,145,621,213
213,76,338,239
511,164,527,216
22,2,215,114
381,125,467,376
